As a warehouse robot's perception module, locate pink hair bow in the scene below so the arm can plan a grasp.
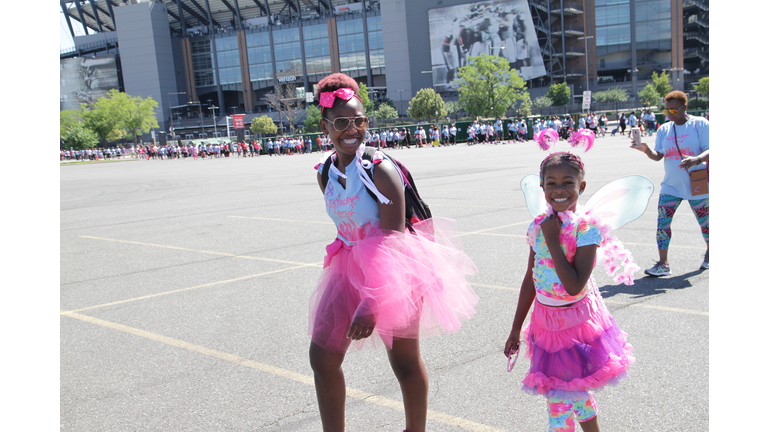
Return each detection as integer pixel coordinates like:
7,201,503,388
319,88,361,111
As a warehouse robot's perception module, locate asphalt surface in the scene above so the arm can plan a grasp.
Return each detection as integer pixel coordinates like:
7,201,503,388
61,134,709,431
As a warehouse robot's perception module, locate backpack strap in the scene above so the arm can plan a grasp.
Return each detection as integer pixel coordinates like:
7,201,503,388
320,152,334,190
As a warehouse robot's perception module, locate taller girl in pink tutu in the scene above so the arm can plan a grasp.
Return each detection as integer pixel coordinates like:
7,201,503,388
309,73,479,432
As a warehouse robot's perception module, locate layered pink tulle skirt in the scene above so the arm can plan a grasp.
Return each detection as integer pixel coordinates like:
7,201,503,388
309,217,479,352
521,287,634,398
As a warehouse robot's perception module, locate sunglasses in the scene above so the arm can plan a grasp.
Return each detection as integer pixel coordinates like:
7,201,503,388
322,116,369,132
663,106,685,116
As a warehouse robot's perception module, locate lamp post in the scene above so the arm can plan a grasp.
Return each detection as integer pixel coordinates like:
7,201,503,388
421,70,438,123
577,36,594,93
627,68,639,101
396,89,405,117
168,91,186,140
208,105,219,137
190,101,204,138
663,67,684,92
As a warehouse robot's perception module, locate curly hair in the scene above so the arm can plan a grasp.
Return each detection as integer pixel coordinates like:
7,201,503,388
539,152,585,183
664,90,688,106
316,73,359,99
315,73,360,118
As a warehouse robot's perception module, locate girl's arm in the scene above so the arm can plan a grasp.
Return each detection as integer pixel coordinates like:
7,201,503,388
504,247,536,357
540,215,599,296
346,160,405,340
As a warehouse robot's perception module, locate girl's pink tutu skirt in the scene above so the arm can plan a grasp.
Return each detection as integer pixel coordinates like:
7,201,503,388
521,287,634,398
309,217,479,352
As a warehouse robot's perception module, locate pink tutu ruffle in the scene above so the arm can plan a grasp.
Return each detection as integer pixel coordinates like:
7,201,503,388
521,288,634,397
309,217,479,352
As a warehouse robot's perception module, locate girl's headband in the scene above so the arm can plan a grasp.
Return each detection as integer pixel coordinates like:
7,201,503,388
534,128,595,179
318,88,361,112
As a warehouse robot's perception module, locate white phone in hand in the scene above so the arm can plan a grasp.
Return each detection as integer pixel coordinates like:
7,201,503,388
631,127,641,148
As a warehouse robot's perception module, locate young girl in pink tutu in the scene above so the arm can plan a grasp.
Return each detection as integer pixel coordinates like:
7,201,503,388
505,129,649,432
309,73,479,432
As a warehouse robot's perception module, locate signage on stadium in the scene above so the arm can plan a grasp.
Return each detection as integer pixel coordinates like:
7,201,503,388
278,75,298,83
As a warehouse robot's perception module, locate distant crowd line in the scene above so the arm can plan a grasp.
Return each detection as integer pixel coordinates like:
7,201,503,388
61,110,707,162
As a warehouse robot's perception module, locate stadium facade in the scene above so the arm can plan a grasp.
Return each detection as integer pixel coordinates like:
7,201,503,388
60,0,708,140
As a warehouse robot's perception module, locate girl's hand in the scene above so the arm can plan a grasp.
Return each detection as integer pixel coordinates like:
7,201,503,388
347,313,376,341
540,214,562,244
504,328,522,357
348,303,376,341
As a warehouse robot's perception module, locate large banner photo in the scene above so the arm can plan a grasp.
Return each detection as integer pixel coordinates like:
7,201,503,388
428,0,546,91
60,55,120,111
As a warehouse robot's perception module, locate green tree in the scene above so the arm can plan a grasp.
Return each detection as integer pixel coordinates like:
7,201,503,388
374,104,398,119
533,96,553,115
592,87,629,112
694,77,709,96
445,100,462,122
513,93,533,117
116,93,159,144
651,71,672,98
407,88,446,122
60,109,83,138
638,82,661,106
358,83,374,116
304,104,322,132
250,115,278,135
62,124,99,150
545,82,571,106
81,89,127,145
454,54,527,118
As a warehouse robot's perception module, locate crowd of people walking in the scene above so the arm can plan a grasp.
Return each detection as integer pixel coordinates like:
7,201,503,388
61,110,699,162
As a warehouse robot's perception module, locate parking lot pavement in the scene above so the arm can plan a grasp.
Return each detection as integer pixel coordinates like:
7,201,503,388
60,135,709,431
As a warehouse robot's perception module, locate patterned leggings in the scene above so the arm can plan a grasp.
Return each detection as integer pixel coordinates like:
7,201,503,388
656,194,709,250
547,392,598,432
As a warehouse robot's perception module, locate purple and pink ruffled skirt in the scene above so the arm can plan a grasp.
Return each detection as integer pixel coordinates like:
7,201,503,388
521,288,634,398
309,217,479,352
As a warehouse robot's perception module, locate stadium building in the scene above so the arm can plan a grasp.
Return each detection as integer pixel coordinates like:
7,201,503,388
60,0,707,141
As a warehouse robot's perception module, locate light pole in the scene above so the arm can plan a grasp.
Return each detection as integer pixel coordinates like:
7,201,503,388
168,91,186,140
208,105,219,137
421,71,438,123
396,89,405,117
627,68,639,102
190,101,204,139
577,36,594,93
663,67,684,92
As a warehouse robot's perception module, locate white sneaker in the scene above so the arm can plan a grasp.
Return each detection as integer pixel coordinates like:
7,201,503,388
700,251,709,270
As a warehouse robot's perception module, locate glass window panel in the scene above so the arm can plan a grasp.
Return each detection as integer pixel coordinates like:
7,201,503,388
194,70,214,87
247,46,271,64
192,54,213,71
216,36,238,51
367,15,381,31
595,0,629,5
191,40,211,54
246,32,270,46
596,24,630,46
273,28,300,44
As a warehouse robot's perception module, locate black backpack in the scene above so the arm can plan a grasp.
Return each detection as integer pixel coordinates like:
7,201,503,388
320,147,432,233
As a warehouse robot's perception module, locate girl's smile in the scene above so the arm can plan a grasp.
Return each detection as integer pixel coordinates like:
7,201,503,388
542,164,586,213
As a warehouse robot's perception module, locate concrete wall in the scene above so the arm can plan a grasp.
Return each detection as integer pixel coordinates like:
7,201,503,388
115,2,178,133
